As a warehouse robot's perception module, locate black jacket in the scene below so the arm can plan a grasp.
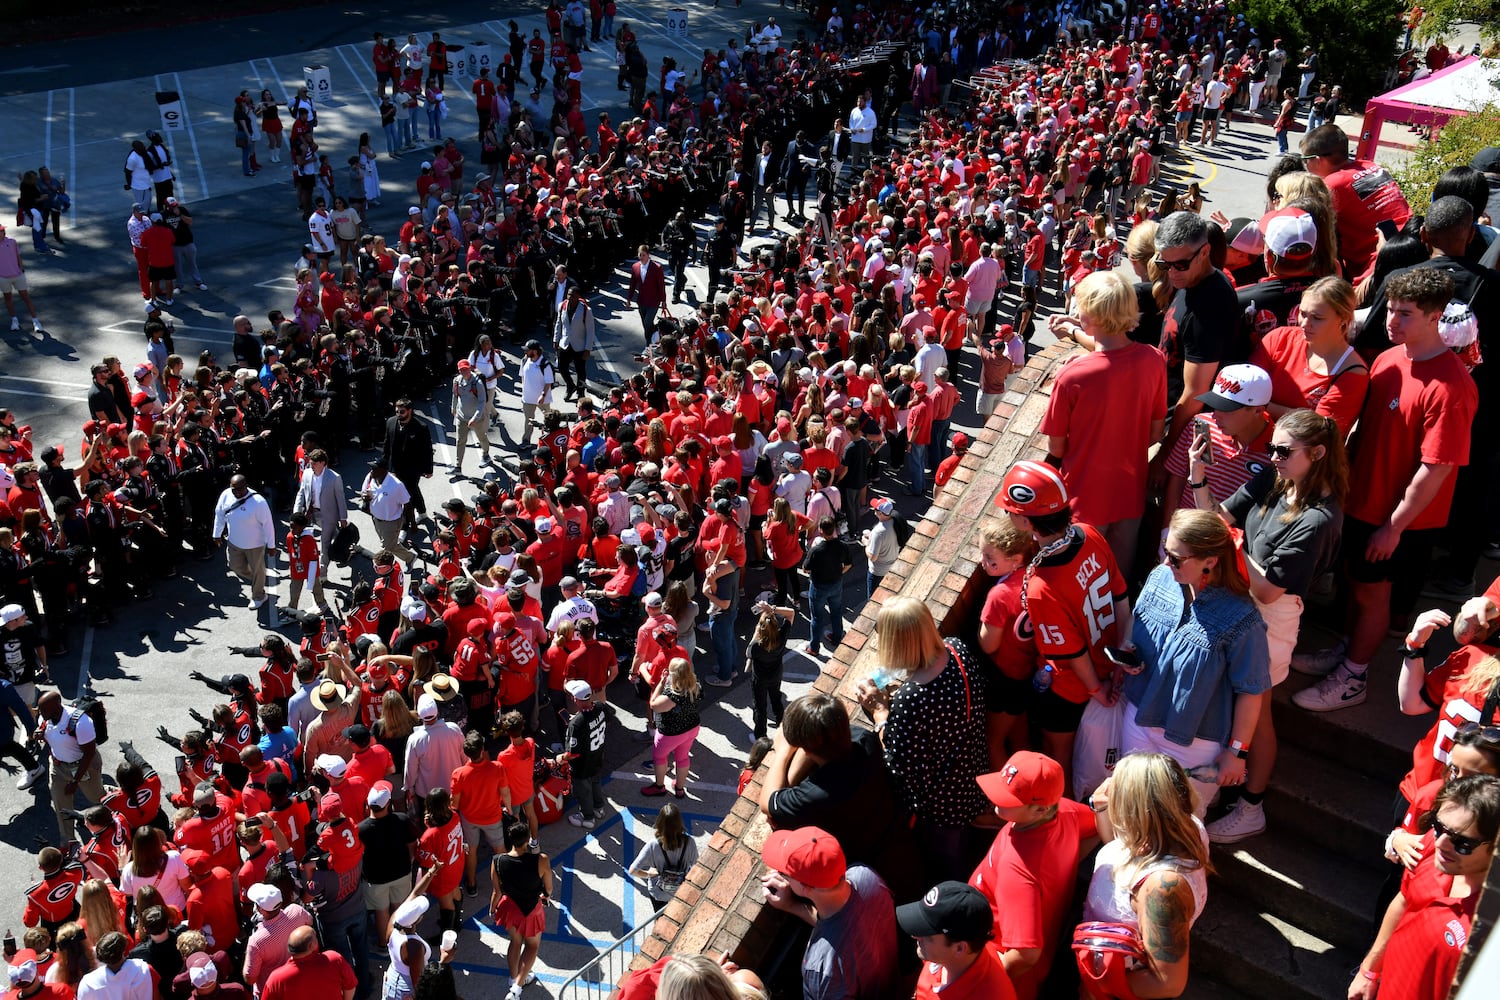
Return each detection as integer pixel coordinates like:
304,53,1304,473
382,414,435,477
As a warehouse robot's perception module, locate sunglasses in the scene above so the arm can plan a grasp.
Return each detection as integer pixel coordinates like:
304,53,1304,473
1153,245,1204,272
1266,444,1305,461
1431,817,1486,856
1163,550,1192,569
1457,721,1500,744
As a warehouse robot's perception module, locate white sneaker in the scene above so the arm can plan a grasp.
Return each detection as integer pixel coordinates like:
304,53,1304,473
566,812,595,829
506,984,522,1000
1292,664,1367,712
1289,639,1347,677
1207,799,1266,844
196,282,208,291
31,318,42,332
17,763,45,790
9,317,18,331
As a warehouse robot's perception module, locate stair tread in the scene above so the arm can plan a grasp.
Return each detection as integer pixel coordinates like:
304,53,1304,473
1273,677,1428,779
1192,889,1360,1000
1209,827,1382,949
1268,743,1395,840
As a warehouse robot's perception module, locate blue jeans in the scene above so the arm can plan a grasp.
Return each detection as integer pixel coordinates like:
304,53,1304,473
866,572,882,606
427,105,443,139
1276,128,1289,154
322,910,372,1000
240,142,252,175
930,418,951,472
907,442,929,495
808,580,844,656
383,122,398,154
406,109,421,144
398,117,413,147
709,567,741,680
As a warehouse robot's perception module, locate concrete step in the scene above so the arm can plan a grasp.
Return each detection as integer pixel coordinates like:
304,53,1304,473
1178,974,1256,1000
1263,743,1395,867
1274,666,1428,784
1209,830,1382,951
1191,889,1360,1000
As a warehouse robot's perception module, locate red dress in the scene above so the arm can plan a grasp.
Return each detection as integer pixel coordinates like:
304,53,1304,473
418,814,465,897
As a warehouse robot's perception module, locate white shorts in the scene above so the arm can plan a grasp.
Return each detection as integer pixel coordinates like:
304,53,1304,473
1255,591,1303,686
0,273,27,294
1121,701,1222,818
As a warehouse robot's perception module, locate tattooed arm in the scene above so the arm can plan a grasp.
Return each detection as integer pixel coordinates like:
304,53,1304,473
1127,869,1195,998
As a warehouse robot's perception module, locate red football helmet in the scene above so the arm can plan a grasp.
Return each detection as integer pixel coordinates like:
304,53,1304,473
995,460,1069,516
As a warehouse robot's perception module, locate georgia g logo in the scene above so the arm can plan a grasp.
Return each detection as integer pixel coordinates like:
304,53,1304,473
1007,483,1036,506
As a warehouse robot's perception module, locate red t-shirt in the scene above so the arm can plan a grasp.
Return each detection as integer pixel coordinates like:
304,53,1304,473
980,572,1039,682
185,869,240,953
565,640,615,694
262,952,357,1000
1398,645,1499,802
1346,346,1477,529
1381,834,1476,1000
1252,325,1370,435
451,759,509,826
1038,341,1166,525
498,738,537,804
765,515,809,570
914,945,1017,1000
348,743,393,788
1024,525,1125,704
1323,160,1412,281
969,800,1097,1000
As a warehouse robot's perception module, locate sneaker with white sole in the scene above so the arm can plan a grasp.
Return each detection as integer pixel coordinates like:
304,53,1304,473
31,319,42,332
1292,664,1367,712
8,317,18,331
1289,639,1347,677
17,763,45,790
1207,799,1267,844
566,812,595,829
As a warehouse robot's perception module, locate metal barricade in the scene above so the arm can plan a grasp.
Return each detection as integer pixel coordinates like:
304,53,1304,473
555,910,663,1000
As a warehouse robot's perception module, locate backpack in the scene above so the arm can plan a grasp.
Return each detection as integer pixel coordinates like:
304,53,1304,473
656,840,691,897
66,697,109,744
892,514,914,548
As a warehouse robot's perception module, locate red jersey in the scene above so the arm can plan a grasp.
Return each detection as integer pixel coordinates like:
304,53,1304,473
1323,159,1412,281
980,572,1039,682
418,814,465,895
175,795,241,873
258,658,297,704
1398,646,1499,802
102,772,163,832
23,861,85,927
1346,346,1477,530
451,635,491,682
317,815,366,874
287,529,319,581
268,798,313,858
185,868,240,954
1381,833,1476,1000
81,811,131,882
493,625,540,705
913,946,1017,1000
1023,524,1125,704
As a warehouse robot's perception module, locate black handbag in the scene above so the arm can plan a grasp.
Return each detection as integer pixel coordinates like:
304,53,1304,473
330,523,360,565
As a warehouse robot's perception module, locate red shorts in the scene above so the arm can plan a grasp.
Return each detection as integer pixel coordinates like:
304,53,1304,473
495,896,546,937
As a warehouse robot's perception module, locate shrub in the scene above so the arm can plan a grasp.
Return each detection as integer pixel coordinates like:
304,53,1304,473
1233,0,1406,104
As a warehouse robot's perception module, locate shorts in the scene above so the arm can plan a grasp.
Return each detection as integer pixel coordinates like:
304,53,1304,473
1203,107,1221,121
462,815,507,851
364,874,414,912
1343,517,1439,587
1033,686,1088,735
1022,268,1040,288
985,666,1032,716
749,513,767,534
148,264,176,280
1256,591,1303,686
1176,110,1192,123
494,895,546,937
0,273,27,293
977,390,1005,416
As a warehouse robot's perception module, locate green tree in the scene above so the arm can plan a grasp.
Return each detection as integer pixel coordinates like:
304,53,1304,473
1414,0,1500,48
1233,0,1406,103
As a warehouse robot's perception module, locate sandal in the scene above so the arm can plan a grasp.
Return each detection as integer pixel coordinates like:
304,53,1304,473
641,783,667,797
674,786,687,799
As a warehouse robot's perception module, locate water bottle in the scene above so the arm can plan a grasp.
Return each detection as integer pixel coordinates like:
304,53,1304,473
1186,764,1219,782
441,930,458,951
869,666,898,691
1031,664,1054,693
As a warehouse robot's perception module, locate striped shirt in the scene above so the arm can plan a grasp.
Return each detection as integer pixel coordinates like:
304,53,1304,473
242,905,314,995
1165,411,1275,510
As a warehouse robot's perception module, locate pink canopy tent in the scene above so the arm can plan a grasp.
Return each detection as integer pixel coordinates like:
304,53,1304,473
1356,56,1499,160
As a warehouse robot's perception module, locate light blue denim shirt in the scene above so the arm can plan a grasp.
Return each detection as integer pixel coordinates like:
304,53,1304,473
1123,565,1271,747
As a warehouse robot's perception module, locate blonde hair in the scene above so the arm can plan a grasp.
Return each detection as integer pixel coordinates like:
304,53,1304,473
378,688,415,740
657,955,740,1000
1108,752,1212,878
52,924,96,987
1300,275,1357,327
668,657,700,701
981,514,1039,561
876,596,945,675
1459,654,1500,700
78,880,125,947
1073,271,1141,337
1167,509,1250,596
1275,171,1330,209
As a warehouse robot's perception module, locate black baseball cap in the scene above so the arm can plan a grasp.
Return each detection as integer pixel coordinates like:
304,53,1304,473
895,882,995,941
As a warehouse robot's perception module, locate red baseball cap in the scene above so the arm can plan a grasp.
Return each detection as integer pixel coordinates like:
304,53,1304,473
978,751,1065,809
366,661,389,682
318,791,345,821
180,849,214,876
761,826,846,889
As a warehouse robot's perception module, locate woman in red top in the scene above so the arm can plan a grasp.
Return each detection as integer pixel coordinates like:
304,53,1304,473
764,498,810,606
417,789,465,933
1251,277,1370,436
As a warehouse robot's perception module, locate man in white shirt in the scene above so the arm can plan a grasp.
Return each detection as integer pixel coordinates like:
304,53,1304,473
1200,70,1231,146
212,475,278,608
361,457,415,564
775,453,812,515
759,16,782,54
77,933,154,1000
547,577,599,631
847,95,877,172
123,141,153,210
518,340,555,447
308,199,336,267
597,475,631,535
399,34,425,73
37,689,108,844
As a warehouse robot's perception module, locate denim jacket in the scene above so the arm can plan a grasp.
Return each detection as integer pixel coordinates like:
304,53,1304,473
1123,565,1271,747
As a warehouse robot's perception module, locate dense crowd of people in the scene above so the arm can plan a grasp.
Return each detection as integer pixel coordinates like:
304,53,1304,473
5,0,1500,999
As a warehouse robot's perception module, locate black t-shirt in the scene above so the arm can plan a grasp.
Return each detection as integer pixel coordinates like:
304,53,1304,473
840,438,871,489
664,529,697,582
566,704,608,778
87,384,121,423
1223,470,1344,598
1159,269,1246,406
0,622,43,684
1237,274,1318,341
359,811,418,884
803,535,849,584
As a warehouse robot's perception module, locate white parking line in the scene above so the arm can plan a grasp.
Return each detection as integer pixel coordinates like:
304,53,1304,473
173,72,211,201
0,387,88,403
615,3,703,60
0,373,89,390
335,45,380,112
68,88,76,228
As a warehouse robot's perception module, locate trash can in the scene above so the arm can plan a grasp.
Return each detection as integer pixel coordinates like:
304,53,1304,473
154,91,184,132
666,8,689,38
466,42,493,79
304,64,332,102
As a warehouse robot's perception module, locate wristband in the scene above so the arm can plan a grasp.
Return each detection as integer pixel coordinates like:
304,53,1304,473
1187,478,1208,489
1230,739,1250,754
1086,685,1102,696
1401,644,1427,660
1361,969,1380,982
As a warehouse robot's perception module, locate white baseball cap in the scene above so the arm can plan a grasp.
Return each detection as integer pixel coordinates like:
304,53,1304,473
1196,364,1273,412
416,693,439,720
